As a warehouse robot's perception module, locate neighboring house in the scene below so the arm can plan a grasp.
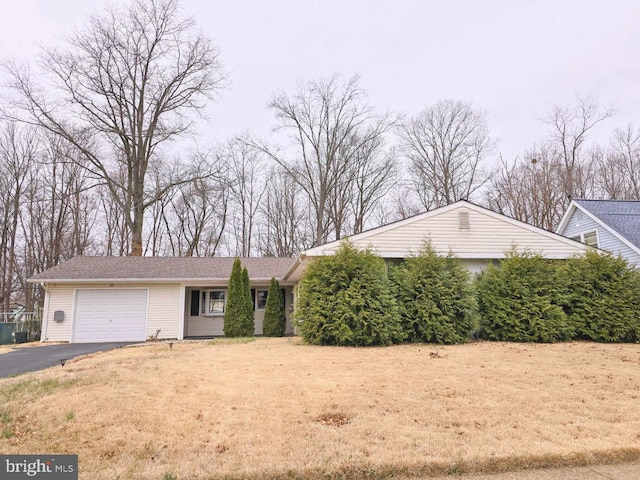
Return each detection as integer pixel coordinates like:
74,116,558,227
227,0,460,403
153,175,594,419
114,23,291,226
285,200,589,281
557,199,640,267
29,257,295,343
30,200,589,343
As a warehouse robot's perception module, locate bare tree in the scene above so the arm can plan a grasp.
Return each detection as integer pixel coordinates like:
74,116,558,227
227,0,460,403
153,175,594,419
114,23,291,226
599,124,640,199
144,162,178,256
545,97,612,200
399,99,493,210
16,130,97,312
349,142,397,234
4,0,224,255
226,137,266,256
375,183,423,224
323,131,397,238
162,172,229,257
256,75,393,246
487,97,612,231
487,147,567,231
0,123,36,311
97,181,130,256
258,168,308,257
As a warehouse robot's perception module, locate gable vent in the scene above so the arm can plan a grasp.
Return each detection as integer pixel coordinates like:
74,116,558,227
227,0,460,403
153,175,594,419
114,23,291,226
458,211,470,230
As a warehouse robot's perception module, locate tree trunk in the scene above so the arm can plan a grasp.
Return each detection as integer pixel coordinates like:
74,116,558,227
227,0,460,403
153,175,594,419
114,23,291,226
130,203,145,256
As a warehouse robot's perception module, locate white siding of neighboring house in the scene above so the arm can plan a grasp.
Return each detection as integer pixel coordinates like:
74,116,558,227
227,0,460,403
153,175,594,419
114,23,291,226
310,205,587,260
41,283,181,342
561,209,640,267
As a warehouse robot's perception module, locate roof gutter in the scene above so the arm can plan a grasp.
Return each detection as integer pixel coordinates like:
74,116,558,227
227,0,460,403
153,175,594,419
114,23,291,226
283,254,306,281
27,277,288,284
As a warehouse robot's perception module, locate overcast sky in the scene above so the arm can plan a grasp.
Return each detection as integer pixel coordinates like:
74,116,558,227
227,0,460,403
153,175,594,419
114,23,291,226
1,0,638,162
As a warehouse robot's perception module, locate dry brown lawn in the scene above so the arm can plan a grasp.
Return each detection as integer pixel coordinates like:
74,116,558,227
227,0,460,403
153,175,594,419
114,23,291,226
1,338,640,479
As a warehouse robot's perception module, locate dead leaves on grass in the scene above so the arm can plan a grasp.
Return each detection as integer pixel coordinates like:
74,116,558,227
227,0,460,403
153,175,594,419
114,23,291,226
315,412,351,427
215,443,229,454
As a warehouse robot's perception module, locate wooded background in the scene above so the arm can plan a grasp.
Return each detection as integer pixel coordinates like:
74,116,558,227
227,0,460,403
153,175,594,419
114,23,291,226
0,0,637,312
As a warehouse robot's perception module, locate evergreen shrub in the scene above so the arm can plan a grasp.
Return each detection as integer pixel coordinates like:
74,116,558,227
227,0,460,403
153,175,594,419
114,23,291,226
391,243,478,344
242,266,255,328
476,250,572,342
295,241,404,346
224,258,254,337
263,277,286,337
564,250,640,342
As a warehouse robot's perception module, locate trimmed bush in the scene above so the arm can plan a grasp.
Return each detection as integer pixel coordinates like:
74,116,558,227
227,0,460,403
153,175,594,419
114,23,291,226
242,266,255,328
476,250,572,342
224,258,254,337
295,241,405,346
564,250,640,342
263,278,286,337
391,243,478,344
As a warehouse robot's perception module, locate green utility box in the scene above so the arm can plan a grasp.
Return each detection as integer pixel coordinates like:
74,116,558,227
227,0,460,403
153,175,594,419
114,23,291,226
15,331,27,344
0,323,16,344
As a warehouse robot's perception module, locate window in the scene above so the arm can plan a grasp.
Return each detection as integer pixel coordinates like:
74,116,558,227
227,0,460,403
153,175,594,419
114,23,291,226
200,290,225,315
571,230,599,248
256,288,288,310
583,231,598,248
458,211,470,230
256,290,268,310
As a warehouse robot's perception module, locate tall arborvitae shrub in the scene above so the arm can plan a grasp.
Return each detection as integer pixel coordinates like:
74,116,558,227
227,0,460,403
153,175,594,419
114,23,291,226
564,250,640,342
391,243,478,344
295,241,405,346
224,258,254,337
476,250,572,342
263,278,286,337
242,266,255,330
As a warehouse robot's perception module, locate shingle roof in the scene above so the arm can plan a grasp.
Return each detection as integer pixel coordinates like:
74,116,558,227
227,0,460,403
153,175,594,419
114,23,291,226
29,256,296,282
575,199,640,248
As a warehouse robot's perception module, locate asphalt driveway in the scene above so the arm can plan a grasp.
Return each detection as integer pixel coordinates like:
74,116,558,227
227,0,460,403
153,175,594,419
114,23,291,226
0,343,136,378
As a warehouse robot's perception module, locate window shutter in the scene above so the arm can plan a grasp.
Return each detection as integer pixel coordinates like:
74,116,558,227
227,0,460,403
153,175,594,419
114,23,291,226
281,289,287,309
251,289,256,311
190,290,200,317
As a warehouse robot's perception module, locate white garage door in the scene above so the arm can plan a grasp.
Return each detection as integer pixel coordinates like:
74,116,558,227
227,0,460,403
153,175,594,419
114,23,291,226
73,289,148,343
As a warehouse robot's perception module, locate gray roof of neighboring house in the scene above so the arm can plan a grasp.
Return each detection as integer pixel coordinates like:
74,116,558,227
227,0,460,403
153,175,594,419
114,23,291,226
575,199,640,248
29,256,296,282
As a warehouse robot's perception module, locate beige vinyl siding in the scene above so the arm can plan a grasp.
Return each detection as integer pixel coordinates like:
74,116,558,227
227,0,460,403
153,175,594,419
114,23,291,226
254,309,265,335
345,207,586,258
42,283,181,342
146,283,181,339
186,311,225,337
42,285,75,342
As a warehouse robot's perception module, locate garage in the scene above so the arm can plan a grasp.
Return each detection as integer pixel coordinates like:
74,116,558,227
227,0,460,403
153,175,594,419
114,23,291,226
73,289,148,343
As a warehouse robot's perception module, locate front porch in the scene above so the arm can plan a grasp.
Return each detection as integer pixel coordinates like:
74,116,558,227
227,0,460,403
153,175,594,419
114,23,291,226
182,284,294,337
